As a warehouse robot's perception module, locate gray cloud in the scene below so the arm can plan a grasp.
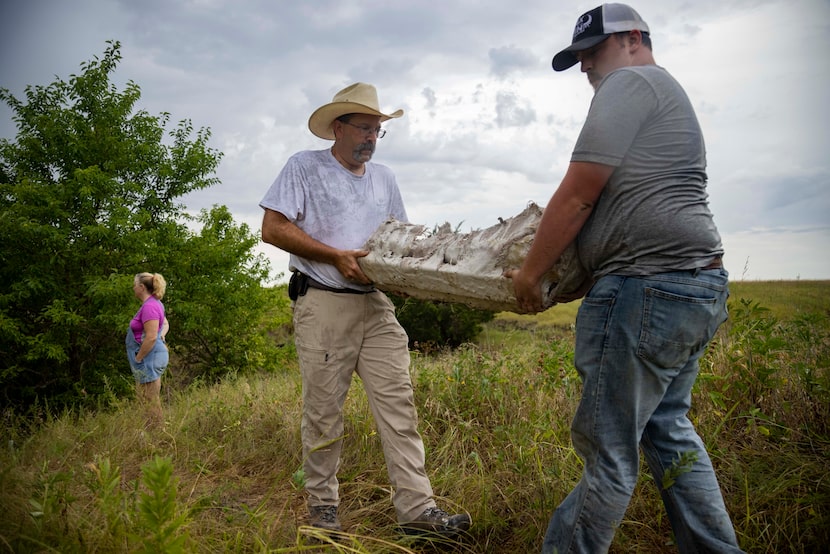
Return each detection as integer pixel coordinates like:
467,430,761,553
489,45,538,78
422,87,437,109
494,91,537,128
2,0,829,279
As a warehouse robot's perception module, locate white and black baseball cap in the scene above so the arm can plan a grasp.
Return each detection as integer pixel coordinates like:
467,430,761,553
552,3,650,71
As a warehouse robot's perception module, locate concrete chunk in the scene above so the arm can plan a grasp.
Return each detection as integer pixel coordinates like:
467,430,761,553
360,203,590,313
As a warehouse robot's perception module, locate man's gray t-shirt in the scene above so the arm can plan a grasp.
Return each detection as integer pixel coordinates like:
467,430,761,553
259,149,408,290
572,65,723,278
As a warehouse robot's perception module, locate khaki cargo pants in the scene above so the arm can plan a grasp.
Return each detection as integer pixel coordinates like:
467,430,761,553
293,288,436,522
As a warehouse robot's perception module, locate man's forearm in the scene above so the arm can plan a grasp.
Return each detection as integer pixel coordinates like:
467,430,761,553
522,194,594,282
262,210,339,264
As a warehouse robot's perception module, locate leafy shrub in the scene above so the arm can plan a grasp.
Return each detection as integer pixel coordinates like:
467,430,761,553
390,294,495,349
0,42,284,413
698,296,830,442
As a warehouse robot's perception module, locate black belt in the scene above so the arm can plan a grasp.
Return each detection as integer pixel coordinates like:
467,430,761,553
288,271,374,301
307,276,375,294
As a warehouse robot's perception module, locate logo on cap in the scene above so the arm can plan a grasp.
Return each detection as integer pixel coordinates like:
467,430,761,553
573,14,594,39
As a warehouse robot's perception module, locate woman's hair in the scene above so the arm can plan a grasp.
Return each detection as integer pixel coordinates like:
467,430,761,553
136,272,167,300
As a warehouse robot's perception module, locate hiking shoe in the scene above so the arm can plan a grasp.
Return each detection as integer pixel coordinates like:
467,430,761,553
400,506,471,537
308,504,342,532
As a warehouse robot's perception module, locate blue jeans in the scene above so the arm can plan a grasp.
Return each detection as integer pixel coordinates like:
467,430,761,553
543,269,744,554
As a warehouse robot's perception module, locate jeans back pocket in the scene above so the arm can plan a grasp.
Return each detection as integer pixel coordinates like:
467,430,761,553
637,287,722,369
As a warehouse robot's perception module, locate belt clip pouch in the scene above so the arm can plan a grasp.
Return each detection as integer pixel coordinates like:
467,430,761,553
298,273,309,296
288,272,310,301
288,272,299,301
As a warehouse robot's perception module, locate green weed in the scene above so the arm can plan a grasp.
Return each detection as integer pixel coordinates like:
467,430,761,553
133,456,191,553
661,451,698,490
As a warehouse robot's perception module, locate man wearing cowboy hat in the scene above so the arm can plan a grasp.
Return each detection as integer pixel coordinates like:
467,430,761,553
260,82,471,538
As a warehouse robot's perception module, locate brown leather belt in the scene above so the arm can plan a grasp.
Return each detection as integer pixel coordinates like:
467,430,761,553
702,257,722,270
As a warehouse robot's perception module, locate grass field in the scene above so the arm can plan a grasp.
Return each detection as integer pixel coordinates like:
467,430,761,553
494,279,830,327
1,280,827,553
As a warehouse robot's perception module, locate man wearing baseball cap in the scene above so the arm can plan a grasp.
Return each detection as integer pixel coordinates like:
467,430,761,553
509,5,744,553
260,83,471,539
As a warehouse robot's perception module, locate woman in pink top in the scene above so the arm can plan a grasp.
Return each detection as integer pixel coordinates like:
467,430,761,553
126,272,169,428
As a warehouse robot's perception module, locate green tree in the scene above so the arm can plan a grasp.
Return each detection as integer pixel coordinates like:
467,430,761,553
390,295,495,349
0,41,285,413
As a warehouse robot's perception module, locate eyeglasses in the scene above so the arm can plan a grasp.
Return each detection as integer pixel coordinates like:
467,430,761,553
341,121,386,138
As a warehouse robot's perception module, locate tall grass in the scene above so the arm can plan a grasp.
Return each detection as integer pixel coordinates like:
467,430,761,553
1,281,828,553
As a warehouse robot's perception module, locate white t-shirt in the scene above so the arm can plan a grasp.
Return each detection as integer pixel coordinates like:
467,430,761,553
259,148,408,289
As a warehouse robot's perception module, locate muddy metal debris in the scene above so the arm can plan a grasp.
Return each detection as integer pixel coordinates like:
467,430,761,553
360,202,591,313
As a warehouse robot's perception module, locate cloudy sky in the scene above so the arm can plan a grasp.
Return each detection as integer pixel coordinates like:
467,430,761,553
2,0,829,282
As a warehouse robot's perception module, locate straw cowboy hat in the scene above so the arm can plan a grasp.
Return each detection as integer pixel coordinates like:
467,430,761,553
308,82,404,140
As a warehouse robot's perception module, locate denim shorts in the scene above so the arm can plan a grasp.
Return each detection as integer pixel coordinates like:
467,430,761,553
125,328,169,384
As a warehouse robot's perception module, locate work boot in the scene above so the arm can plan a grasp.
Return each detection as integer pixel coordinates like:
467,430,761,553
308,504,342,532
400,506,471,537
